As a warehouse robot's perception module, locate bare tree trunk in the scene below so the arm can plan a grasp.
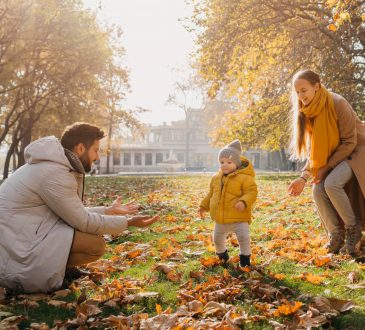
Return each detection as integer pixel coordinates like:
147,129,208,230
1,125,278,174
3,136,19,179
106,113,113,174
12,148,17,171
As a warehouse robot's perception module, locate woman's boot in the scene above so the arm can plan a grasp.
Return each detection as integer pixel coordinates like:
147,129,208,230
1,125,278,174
340,225,362,255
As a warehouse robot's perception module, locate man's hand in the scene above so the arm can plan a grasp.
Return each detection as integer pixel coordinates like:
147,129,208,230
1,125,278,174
288,178,306,196
105,196,140,215
127,215,159,228
235,200,246,212
198,207,206,219
312,165,332,184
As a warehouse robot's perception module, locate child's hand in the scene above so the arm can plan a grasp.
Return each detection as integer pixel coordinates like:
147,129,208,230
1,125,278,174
235,200,246,212
198,207,206,219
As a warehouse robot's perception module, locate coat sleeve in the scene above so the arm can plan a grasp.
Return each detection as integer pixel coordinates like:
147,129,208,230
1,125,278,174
200,178,213,211
327,98,357,169
239,176,258,208
38,169,128,235
86,206,106,214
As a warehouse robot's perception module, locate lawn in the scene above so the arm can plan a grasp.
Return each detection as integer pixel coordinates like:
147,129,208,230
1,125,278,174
1,173,365,329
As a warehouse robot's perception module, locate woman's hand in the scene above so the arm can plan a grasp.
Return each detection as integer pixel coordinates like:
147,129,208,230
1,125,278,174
313,165,332,184
127,215,160,228
288,178,306,196
235,200,246,212
105,197,140,215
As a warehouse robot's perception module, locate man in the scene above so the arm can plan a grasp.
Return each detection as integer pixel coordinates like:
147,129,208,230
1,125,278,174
0,122,159,293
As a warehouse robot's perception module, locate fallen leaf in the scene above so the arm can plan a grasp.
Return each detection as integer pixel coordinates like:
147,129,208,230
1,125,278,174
348,271,360,284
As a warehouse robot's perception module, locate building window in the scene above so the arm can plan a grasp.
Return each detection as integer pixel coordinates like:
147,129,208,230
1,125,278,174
163,131,173,141
134,153,142,165
113,149,120,165
154,132,161,143
123,153,131,166
145,153,152,165
156,153,163,164
177,152,184,163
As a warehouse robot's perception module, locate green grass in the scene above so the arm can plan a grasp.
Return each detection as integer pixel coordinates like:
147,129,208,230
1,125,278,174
1,173,365,328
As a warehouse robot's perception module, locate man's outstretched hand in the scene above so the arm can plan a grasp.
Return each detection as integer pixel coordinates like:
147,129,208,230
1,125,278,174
105,196,140,215
127,215,160,228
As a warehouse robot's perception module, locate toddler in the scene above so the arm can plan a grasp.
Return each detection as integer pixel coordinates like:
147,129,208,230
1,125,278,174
199,139,258,267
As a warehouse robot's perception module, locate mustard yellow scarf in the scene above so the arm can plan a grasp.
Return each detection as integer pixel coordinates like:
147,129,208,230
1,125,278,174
300,86,339,177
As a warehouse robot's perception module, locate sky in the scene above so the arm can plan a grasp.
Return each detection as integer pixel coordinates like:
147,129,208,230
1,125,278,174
83,0,197,125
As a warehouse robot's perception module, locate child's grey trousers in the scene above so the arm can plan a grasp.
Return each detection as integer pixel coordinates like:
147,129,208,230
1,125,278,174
213,222,250,255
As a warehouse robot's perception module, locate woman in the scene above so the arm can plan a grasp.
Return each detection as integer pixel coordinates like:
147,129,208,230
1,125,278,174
288,70,365,255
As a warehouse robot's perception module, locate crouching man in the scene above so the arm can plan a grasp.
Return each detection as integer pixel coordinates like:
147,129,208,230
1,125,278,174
0,122,159,293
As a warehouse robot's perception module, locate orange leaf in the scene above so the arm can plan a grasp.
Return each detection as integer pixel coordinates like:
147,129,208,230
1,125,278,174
328,24,337,31
200,256,220,267
274,301,303,316
314,256,331,267
156,303,162,314
126,249,143,259
274,273,286,280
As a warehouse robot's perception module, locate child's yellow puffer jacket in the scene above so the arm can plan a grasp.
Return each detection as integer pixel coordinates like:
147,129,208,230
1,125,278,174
200,156,258,224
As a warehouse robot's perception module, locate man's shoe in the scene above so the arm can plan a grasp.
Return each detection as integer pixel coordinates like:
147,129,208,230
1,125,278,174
65,267,90,280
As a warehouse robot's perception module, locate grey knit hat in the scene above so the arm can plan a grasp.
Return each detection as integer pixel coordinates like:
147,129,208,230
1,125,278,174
218,139,242,167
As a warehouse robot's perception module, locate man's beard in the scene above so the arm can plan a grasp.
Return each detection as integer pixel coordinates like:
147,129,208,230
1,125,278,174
79,152,92,173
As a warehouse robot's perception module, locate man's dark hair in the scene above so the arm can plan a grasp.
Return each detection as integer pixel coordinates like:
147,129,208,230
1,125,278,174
61,122,105,150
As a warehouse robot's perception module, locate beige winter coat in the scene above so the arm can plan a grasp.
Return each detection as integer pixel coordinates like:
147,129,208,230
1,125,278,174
302,93,365,229
0,136,128,293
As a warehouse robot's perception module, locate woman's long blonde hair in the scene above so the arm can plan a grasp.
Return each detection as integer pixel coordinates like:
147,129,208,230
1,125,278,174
290,70,321,160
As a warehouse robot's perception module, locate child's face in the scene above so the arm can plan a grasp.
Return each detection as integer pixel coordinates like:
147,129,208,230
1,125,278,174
219,157,237,174
294,78,319,106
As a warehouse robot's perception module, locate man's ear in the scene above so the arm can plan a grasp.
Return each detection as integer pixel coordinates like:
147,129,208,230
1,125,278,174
73,143,86,156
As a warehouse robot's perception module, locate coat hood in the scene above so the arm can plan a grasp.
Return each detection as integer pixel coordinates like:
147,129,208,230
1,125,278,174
220,155,255,178
24,136,74,171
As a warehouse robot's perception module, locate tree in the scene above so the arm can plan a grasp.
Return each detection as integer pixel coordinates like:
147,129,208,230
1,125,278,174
189,0,365,159
0,0,137,178
167,73,206,168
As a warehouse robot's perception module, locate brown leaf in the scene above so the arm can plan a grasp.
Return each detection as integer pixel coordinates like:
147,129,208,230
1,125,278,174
187,300,204,315
52,289,71,299
312,297,355,316
77,289,87,305
101,314,127,327
154,263,176,274
18,300,40,308
104,298,121,309
297,313,329,328
140,314,178,329
29,322,50,330
348,271,360,284
76,302,102,316
48,300,67,308
345,283,365,290
123,292,160,303
203,301,229,317
0,315,25,329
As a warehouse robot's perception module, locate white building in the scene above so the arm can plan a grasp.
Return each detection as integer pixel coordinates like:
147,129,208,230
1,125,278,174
99,109,278,173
